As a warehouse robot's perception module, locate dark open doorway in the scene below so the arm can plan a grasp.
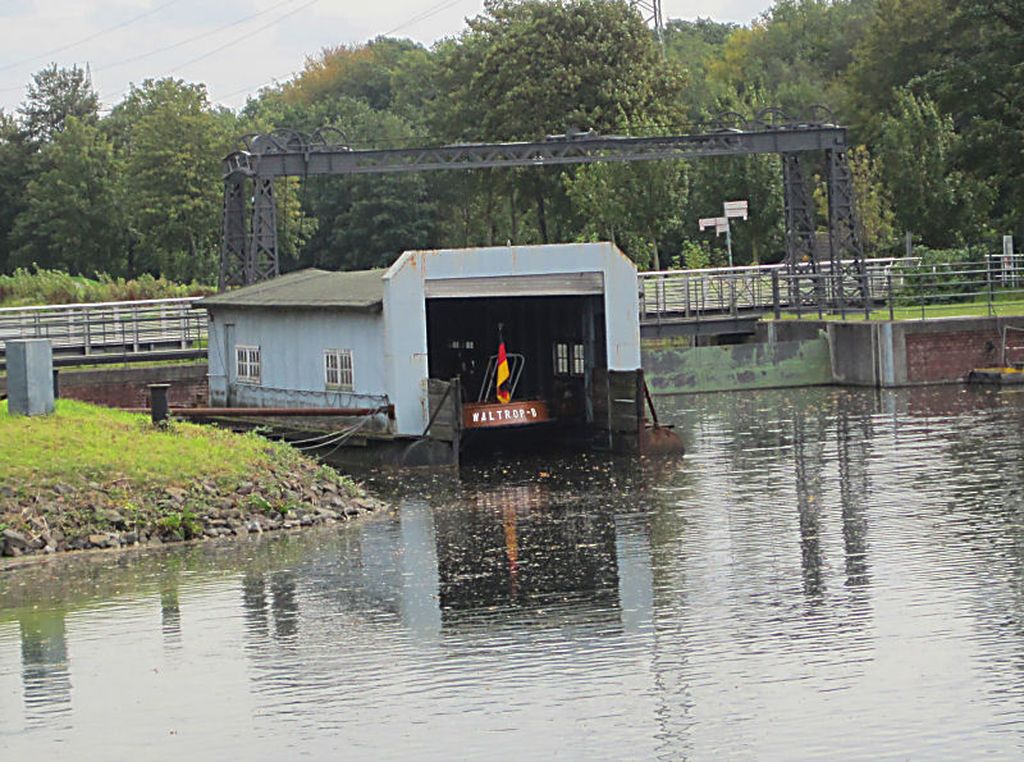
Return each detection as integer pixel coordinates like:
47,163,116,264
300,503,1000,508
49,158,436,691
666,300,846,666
426,294,606,427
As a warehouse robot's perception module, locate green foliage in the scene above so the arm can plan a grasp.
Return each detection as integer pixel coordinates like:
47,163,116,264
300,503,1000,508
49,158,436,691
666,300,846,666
893,244,991,303
116,79,238,283
9,117,126,275
18,63,99,143
0,267,211,307
157,508,202,540
565,152,688,270
246,494,273,513
676,240,713,270
686,154,785,266
877,91,994,246
0,1,1021,282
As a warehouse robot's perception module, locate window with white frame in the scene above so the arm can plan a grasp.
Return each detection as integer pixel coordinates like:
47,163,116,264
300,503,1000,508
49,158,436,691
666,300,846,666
554,342,585,376
324,348,354,391
235,345,261,384
572,343,585,375
554,342,570,375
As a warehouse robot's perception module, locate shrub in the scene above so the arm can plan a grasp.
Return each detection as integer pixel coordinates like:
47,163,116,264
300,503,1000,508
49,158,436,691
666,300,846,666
893,244,992,304
0,267,214,307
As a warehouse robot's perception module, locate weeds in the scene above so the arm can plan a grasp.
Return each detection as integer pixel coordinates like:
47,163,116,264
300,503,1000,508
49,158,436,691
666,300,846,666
0,267,213,308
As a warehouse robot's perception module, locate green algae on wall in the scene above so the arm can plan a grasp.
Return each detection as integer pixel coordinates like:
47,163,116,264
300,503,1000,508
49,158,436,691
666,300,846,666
642,335,833,394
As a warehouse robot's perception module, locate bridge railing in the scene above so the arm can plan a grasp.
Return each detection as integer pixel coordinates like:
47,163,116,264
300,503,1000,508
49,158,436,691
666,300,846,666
0,297,207,357
779,253,1024,320
639,258,911,320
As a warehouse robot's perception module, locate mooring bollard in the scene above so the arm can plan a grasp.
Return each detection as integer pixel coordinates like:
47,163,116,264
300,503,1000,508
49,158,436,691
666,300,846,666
148,383,171,424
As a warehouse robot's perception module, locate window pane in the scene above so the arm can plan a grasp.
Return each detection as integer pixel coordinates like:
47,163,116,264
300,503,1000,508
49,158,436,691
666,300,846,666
573,344,585,375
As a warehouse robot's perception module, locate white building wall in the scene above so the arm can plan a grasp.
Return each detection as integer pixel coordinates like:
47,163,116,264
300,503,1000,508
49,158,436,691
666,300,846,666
206,307,388,411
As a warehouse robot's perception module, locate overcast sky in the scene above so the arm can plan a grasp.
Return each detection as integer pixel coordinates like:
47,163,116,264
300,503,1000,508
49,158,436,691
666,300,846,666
0,1,772,114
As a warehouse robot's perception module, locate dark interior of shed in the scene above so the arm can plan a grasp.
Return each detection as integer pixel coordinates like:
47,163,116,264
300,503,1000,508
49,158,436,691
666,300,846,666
426,295,606,426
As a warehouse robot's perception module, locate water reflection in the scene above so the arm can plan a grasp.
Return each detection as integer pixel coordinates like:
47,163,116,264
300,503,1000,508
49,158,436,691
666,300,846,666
2,385,1024,757
18,610,71,728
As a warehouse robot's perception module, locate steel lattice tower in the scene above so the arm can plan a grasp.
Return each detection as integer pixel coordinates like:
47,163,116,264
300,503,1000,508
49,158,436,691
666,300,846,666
630,0,664,41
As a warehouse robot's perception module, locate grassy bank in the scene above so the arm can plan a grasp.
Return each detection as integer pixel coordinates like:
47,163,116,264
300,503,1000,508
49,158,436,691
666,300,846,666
0,268,213,307
0,400,381,558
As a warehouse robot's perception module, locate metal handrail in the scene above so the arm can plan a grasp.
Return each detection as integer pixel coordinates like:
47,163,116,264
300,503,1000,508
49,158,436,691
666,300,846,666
0,297,208,356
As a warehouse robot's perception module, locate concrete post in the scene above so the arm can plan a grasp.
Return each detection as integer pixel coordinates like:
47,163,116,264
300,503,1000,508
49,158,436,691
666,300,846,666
6,339,55,416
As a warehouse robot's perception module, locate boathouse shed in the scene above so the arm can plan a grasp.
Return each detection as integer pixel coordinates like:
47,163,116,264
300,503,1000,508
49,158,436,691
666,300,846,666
201,242,641,439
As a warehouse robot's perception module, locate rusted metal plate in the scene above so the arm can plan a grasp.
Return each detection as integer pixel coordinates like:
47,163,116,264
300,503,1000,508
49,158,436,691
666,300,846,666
463,400,551,429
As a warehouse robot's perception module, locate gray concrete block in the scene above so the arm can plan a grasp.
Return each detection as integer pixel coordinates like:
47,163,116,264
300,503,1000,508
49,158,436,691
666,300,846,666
6,339,55,416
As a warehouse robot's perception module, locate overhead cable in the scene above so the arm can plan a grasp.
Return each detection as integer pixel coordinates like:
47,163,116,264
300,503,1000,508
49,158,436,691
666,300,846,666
0,0,184,74
214,0,474,107
93,0,302,73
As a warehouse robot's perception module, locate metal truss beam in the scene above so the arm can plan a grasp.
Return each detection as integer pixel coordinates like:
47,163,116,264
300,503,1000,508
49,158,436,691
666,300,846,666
219,113,862,290
782,153,822,308
782,153,818,269
225,127,849,181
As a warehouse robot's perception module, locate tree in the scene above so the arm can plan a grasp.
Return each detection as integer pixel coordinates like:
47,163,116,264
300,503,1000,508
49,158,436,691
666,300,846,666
709,0,874,117
18,64,99,144
438,0,683,142
432,0,685,245
9,117,125,275
685,154,785,266
876,90,993,246
281,37,432,117
294,97,436,270
115,79,237,282
844,0,950,138
565,157,688,270
847,145,896,253
0,110,33,272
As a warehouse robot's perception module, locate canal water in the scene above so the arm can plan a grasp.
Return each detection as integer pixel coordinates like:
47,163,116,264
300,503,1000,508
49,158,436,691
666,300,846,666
3,386,1024,759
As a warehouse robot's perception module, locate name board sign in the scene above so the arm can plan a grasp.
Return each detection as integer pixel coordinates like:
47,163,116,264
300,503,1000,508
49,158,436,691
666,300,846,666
463,400,551,429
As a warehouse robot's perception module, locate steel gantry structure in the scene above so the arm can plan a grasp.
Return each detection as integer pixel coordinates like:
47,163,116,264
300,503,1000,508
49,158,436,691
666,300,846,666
220,109,866,304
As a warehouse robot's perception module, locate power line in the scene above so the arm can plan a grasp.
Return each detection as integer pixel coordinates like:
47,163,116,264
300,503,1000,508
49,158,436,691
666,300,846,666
164,0,320,76
214,0,475,107
93,0,302,74
100,0,319,106
382,0,468,37
0,0,184,74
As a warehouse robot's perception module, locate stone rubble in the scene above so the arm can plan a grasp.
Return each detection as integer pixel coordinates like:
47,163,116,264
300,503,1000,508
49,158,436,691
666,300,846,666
1,460,385,559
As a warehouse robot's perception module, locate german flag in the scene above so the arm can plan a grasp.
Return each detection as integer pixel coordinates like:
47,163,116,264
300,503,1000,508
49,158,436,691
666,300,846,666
495,337,512,404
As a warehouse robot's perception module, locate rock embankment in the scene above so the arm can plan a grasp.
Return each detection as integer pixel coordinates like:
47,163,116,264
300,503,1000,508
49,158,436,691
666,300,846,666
1,459,383,559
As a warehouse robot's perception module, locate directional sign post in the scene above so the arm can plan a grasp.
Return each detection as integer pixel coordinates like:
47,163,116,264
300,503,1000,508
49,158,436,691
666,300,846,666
698,200,749,268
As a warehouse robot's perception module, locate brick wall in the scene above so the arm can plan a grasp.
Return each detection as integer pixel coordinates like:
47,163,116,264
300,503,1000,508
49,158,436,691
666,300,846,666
2,363,208,408
903,326,1001,384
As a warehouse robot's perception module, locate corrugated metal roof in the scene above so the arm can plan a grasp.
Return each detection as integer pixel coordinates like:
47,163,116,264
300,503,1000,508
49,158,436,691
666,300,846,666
200,268,385,311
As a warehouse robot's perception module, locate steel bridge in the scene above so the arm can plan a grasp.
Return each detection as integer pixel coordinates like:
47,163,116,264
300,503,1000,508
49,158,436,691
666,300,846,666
1,259,911,365
220,108,865,297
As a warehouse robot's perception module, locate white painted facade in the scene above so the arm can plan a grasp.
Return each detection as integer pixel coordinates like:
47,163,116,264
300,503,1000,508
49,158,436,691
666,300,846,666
205,242,641,438
207,309,389,411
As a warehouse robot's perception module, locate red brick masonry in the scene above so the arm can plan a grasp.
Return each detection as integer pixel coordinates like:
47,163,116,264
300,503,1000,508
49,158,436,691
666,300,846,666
2,363,208,408
904,328,1001,384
